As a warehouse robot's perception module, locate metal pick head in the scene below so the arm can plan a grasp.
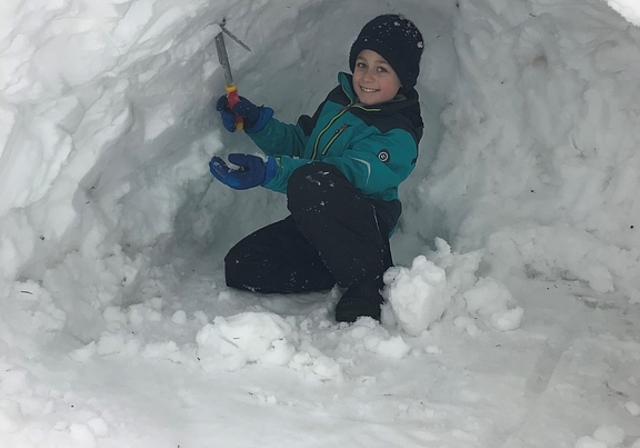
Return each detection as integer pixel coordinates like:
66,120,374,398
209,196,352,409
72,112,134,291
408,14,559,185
215,33,234,86
219,19,252,52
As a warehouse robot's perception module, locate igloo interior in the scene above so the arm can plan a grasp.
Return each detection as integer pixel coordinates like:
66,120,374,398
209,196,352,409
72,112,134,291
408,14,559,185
1,0,640,446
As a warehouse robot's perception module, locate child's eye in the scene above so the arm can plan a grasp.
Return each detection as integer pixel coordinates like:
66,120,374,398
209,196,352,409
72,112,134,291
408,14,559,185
377,66,388,73
356,62,367,69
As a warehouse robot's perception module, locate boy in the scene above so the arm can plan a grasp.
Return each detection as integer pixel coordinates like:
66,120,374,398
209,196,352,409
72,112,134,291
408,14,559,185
210,14,424,323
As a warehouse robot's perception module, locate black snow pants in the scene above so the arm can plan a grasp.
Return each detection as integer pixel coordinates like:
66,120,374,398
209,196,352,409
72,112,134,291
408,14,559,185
224,162,401,320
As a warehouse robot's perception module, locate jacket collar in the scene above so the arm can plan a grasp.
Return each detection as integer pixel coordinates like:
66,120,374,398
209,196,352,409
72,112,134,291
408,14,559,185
338,72,357,103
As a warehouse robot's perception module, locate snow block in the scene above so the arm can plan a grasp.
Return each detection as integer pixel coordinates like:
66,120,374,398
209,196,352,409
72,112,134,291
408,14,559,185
196,312,296,371
385,255,451,336
462,277,523,331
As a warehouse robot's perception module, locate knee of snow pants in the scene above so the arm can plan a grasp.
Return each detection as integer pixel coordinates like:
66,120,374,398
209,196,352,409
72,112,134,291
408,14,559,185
286,162,398,288
224,217,336,294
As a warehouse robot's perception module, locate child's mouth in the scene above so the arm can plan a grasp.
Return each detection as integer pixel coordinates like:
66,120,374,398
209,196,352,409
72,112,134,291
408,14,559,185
359,86,378,93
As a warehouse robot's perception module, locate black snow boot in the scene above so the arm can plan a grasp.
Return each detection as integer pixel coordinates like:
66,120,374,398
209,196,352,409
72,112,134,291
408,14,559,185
335,274,385,323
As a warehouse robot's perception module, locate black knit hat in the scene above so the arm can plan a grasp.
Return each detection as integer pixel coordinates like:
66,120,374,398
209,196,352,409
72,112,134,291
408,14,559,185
349,14,424,90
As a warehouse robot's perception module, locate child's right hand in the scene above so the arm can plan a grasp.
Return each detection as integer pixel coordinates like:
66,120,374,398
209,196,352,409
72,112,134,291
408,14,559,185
209,153,278,190
216,95,271,133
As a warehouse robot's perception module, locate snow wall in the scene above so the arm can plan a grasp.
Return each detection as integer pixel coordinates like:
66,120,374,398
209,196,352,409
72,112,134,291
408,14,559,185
1,0,640,339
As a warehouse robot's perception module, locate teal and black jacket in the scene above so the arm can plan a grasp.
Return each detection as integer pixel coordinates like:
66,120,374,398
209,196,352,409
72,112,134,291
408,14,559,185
248,72,423,202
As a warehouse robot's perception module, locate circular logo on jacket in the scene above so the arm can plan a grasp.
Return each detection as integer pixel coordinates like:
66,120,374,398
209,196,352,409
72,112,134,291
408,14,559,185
378,149,390,163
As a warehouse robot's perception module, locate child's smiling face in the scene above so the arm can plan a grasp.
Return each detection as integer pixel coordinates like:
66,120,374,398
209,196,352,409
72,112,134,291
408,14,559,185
352,49,402,105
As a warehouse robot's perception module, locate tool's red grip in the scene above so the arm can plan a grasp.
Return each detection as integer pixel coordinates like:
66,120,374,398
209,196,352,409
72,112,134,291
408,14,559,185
225,84,244,131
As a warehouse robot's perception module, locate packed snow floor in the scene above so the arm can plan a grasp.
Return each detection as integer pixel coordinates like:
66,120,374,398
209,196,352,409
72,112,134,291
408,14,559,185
4,261,640,447
2,0,640,447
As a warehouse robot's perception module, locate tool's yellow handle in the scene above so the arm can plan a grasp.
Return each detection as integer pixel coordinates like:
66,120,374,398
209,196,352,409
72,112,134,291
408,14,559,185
225,84,244,131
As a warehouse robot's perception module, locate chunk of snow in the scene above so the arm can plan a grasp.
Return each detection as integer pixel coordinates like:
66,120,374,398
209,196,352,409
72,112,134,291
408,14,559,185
593,424,625,446
372,335,411,359
625,401,640,416
69,423,97,448
462,278,523,331
1,370,29,395
87,418,109,438
575,436,607,448
196,312,295,371
171,310,187,325
386,255,451,336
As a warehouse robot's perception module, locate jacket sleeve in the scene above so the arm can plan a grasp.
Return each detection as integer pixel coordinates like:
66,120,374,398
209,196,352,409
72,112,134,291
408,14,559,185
263,128,417,196
246,118,308,158
247,97,328,158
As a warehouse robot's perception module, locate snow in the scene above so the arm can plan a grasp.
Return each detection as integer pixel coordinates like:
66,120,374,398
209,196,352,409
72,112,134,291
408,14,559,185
385,255,451,336
593,424,626,446
626,401,640,417
606,0,640,26
1,0,640,447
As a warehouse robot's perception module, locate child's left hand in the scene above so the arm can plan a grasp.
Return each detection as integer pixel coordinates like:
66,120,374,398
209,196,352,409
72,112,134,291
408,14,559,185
209,153,278,190
215,96,274,134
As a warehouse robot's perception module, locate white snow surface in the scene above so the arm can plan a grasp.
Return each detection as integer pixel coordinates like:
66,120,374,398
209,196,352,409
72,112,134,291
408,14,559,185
606,0,640,25
1,0,640,447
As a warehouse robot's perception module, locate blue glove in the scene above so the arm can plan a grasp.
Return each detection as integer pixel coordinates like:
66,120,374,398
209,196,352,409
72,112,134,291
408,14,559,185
209,153,278,190
215,96,274,133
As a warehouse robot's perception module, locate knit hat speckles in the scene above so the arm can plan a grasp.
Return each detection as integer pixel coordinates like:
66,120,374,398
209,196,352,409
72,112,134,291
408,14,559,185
349,14,424,90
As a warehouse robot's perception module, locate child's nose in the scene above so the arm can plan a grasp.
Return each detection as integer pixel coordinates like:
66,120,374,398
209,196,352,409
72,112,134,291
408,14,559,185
363,69,376,81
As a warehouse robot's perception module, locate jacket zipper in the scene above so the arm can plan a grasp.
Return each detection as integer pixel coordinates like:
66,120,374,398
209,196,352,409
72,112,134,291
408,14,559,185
321,124,349,156
311,99,381,159
311,106,350,160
